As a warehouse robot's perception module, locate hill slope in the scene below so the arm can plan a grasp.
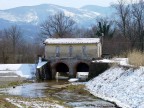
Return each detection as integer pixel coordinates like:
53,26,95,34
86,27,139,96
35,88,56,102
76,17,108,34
0,4,114,40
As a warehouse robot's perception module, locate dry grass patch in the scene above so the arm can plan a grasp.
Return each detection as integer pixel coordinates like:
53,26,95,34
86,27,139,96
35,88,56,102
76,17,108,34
116,49,144,67
0,96,17,108
0,81,23,88
66,84,92,95
127,50,144,66
0,94,70,108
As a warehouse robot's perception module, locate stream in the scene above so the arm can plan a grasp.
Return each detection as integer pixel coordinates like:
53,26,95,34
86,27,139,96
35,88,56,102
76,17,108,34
0,80,118,108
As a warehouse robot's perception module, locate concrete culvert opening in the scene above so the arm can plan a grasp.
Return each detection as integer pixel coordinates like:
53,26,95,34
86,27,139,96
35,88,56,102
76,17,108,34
55,63,69,76
76,63,89,80
76,63,89,72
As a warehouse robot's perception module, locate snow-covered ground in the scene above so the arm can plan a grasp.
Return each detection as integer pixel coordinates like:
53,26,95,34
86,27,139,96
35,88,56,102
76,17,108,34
86,66,144,108
6,97,64,108
0,64,36,78
94,58,129,66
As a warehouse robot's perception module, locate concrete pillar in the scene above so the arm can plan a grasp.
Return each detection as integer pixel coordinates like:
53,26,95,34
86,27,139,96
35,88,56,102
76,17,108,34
69,66,74,78
51,65,56,79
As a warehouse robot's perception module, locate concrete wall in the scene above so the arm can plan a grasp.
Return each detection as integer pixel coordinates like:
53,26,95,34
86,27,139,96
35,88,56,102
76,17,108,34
45,43,101,59
44,43,102,79
50,58,90,78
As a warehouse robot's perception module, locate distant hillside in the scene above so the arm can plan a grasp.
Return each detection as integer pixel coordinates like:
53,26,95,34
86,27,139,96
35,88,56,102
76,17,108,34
0,4,114,41
80,5,115,16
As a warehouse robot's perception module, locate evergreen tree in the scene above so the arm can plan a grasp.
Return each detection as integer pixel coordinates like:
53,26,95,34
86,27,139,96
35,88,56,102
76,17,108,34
96,22,115,39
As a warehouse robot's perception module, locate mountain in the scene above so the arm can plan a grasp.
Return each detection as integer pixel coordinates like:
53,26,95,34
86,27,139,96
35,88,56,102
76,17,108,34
80,5,115,16
0,4,114,41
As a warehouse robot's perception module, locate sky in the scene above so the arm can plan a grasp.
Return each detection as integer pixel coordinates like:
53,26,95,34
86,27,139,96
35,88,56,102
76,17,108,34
0,0,118,10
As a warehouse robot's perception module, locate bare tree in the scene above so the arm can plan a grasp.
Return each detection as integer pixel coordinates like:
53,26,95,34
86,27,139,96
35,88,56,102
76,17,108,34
112,0,130,37
0,25,44,63
3,25,23,63
131,0,144,51
112,0,141,50
0,30,10,63
73,28,93,38
40,12,76,39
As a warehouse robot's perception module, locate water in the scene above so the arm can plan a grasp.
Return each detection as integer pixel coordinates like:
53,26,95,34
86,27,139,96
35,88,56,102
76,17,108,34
0,80,117,108
0,83,48,98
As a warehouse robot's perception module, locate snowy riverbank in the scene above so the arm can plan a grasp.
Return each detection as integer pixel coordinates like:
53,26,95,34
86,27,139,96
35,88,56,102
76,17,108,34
0,64,36,79
86,66,144,108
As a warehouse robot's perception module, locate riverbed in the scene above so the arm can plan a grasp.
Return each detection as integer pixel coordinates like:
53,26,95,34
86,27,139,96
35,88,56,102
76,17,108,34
0,80,117,108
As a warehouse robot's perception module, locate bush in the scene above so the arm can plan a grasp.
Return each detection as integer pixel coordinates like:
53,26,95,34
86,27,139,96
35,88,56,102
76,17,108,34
128,50,144,66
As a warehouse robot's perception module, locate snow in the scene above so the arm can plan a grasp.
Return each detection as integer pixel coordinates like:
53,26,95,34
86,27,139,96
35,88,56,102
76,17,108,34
68,78,79,82
94,58,129,66
95,59,115,63
60,8,76,17
0,5,101,26
76,72,89,80
37,61,47,69
0,76,19,77
36,57,47,69
0,64,36,78
0,11,38,23
86,66,144,108
113,58,129,66
44,38,100,44
6,97,64,108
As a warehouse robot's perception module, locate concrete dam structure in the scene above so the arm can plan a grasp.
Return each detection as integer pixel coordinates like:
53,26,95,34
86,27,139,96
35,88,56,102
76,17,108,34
37,38,102,80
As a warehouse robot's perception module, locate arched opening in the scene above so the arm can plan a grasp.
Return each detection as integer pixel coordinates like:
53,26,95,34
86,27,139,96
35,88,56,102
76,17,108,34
76,63,89,72
75,63,89,80
55,62,69,77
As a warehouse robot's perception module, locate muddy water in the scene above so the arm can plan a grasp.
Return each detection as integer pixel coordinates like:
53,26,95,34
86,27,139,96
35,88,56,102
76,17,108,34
0,80,117,108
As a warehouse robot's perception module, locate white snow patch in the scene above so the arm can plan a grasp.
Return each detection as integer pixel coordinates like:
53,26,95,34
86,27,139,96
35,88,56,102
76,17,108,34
6,98,23,108
0,64,36,78
61,9,75,17
37,61,47,69
0,76,19,77
0,11,38,23
44,38,100,44
94,58,129,66
6,97,64,108
113,58,129,66
86,66,144,108
25,12,38,23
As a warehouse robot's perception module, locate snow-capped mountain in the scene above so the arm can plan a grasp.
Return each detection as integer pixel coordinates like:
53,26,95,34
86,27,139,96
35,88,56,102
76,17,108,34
80,5,115,16
0,4,105,25
0,4,114,40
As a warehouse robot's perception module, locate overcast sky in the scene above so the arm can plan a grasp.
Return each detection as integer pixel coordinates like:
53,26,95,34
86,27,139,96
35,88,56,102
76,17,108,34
0,0,118,10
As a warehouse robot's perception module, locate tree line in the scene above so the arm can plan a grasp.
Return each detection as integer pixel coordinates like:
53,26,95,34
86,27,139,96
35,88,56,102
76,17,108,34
0,0,144,63
0,26,44,63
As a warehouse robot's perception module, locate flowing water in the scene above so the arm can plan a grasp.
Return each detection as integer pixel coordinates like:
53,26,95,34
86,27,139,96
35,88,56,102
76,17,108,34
0,80,118,108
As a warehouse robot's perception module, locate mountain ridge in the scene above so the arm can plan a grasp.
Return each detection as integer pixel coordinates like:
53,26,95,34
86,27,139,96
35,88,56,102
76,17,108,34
0,4,114,40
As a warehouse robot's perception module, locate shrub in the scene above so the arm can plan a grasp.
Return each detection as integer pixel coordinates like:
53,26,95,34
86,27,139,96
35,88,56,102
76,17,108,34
128,50,144,66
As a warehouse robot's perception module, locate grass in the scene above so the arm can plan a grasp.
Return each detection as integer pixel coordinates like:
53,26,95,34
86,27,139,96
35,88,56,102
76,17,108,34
115,49,144,67
44,84,96,107
0,81,94,108
127,50,144,66
0,79,33,88
0,81,27,108
0,81,23,88
0,94,70,108
0,95,17,108
0,80,70,108
65,84,93,96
